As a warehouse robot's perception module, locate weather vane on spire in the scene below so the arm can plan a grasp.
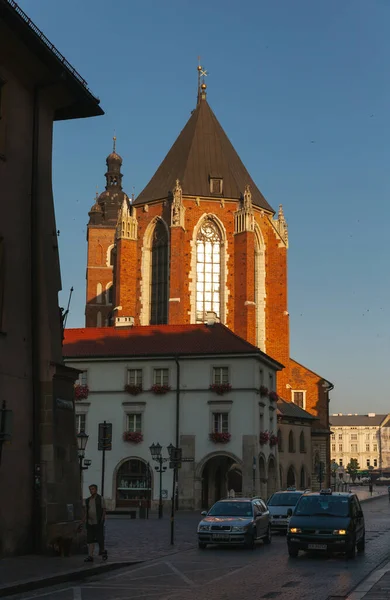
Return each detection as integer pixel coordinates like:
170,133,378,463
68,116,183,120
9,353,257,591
113,131,117,153
197,57,208,104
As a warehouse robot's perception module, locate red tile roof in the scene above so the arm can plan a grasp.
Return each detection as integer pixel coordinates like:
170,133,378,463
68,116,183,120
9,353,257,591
63,324,283,368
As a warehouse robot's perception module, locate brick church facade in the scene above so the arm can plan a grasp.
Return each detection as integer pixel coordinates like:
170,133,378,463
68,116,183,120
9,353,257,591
85,81,332,486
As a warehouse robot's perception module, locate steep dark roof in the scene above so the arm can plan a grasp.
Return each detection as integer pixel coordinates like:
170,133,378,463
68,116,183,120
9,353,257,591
134,95,274,212
63,323,283,369
330,414,387,427
277,398,316,421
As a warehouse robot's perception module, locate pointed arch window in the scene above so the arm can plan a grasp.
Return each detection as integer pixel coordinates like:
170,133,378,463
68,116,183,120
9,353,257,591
150,221,168,324
288,430,295,453
300,431,306,453
196,219,221,322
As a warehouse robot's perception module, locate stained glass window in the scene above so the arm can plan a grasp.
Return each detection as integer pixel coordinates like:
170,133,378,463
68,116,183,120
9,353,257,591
150,221,168,324
196,220,221,322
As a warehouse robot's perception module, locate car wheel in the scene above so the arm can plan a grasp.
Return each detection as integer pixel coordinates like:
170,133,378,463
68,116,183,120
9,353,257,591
245,531,256,550
357,535,365,553
264,525,272,544
288,545,299,558
346,538,356,559
198,541,207,550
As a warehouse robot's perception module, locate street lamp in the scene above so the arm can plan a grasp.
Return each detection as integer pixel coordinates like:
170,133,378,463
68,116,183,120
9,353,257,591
76,432,91,480
150,443,169,519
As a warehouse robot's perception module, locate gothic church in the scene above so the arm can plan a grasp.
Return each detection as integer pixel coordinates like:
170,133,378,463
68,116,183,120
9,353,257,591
85,78,331,485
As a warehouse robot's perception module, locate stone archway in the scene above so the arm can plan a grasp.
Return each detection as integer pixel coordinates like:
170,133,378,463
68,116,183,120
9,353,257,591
113,457,153,510
195,451,242,510
267,455,278,498
259,454,267,499
287,465,296,488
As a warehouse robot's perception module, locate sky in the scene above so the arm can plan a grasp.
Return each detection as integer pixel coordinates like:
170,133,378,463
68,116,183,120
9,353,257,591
18,0,390,414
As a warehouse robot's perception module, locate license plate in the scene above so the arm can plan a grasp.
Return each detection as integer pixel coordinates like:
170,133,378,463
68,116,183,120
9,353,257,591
308,543,327,550
212,534,229,541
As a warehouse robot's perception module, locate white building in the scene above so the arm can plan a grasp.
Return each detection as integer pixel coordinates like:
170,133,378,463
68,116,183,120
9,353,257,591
64,322,283,513
330,413,390,472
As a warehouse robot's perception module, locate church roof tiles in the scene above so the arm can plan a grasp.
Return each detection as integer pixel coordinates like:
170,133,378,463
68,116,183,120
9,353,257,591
134,96,274,212
63,323,283,368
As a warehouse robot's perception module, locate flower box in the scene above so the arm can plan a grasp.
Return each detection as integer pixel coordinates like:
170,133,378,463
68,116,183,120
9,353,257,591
123,431,143,444
209,432,231,444
269,434,278,447
269,391,278,402
150,384,171,395
259,431,270,445
260,385,269,398
209,383,232,396
124,384,143,396
74,385,89,401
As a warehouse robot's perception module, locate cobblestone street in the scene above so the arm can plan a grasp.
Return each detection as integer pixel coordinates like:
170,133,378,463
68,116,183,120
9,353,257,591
3,496,390,600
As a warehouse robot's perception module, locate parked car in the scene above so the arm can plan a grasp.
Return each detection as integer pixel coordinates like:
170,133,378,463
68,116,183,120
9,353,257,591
197,498,272,549
267,489,307,533
287,489,365,558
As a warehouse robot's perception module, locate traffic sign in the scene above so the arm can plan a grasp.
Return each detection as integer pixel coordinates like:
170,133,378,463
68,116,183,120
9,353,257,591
98,422,112,451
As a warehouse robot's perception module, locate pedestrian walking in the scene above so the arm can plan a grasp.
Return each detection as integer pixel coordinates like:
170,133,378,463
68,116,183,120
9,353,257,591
82,484,107,562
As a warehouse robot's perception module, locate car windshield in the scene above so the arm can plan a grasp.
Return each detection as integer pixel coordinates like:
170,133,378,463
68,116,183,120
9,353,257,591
208,501,253,517
295,496,350,517
268,493,301,507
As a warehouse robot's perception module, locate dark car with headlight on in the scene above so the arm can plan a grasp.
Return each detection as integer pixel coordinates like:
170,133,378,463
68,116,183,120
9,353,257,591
287,489,365,558
197,498,272,549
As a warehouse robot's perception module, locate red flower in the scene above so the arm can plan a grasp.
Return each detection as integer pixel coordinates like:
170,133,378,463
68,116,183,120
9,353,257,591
74,385,89,401
269,433,278,447
150,384,171,395
209,432,231,444
209,384,232,396
269,391,278,402
123,431,143,443
260,386,269,397
124,384,143,396
259,431,270,445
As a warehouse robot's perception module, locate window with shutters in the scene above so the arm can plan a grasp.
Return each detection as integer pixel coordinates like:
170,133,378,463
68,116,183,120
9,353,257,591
127,369,143,387
153,368,169,386
212,367,229,385
127,413,142,433
292,391,305,409
75,413,86,434
212,412,229,433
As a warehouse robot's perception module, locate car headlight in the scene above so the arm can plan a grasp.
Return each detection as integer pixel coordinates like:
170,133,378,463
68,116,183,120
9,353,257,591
333,529,347,535
289,527,301,534
231,526,248,532
198,525,211,532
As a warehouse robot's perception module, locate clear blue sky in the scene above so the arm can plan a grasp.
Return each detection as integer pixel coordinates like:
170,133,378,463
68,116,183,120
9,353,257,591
18,0,390,414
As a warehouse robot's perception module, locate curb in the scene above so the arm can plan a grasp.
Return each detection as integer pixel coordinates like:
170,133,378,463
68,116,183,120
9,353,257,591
346,559,390,599
360,494,388,504
0,560,142,598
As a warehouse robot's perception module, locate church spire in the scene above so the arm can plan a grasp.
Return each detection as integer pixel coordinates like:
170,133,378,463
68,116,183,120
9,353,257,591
105,136,123,190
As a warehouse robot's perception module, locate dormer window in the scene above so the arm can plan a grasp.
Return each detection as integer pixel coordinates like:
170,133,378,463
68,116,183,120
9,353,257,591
210,177,223,195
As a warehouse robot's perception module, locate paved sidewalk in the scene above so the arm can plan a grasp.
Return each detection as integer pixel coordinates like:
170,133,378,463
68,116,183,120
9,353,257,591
0,512,199,597
347,560,390,600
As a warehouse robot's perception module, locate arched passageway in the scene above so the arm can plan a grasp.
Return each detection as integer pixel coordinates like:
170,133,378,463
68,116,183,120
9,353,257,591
201,455,242,509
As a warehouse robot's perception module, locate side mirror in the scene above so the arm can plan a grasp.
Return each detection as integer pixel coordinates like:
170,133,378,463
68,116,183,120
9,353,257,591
287,508,293,517
201,511,207,517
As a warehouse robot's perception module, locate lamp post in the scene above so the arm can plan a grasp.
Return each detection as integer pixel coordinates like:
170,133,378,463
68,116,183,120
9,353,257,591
76,432,91,485
150,443,168,519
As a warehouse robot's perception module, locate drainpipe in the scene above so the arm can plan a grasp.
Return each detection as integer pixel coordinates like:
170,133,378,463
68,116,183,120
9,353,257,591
174,356,180,510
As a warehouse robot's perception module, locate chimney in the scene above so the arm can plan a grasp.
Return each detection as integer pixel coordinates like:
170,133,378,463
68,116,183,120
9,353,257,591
115,316,135,328
368,413,376,418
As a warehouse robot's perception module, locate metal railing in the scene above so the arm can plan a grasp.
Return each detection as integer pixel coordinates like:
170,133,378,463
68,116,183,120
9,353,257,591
5,0,99,101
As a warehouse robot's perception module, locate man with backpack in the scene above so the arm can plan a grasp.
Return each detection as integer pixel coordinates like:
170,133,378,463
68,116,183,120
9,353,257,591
82,484,107,562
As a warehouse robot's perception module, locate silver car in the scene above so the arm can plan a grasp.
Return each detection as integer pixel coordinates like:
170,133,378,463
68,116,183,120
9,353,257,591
197,498,272,549
267,490,306,533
